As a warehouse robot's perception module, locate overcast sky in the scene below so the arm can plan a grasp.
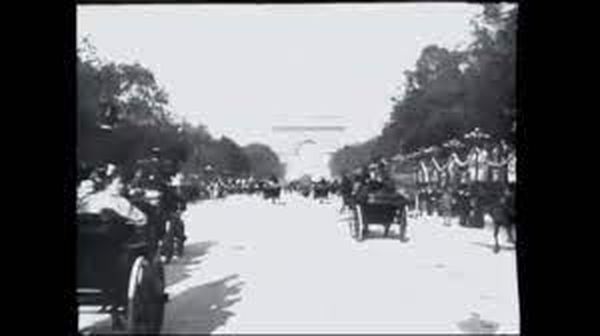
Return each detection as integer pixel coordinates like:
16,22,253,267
77,3,482,177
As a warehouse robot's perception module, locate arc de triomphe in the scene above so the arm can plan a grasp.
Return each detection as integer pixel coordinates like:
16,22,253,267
271,117,347,180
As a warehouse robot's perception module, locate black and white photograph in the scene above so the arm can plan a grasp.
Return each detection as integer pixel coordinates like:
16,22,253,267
75,2,519,334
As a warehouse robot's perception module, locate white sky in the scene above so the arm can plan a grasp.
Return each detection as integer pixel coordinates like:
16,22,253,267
77,3,482,178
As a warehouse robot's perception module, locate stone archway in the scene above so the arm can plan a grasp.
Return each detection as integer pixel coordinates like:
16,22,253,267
272,122,347,180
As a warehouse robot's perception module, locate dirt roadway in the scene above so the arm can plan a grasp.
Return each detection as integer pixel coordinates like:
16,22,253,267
79,193,520,334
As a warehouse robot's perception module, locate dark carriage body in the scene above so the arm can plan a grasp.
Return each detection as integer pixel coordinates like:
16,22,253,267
313,184,330,200
77,213,167,333
352,191,408,241
78,215,141,290
263,185,282,201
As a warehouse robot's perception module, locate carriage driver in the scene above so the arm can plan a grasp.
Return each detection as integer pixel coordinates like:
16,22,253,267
268,174,280,188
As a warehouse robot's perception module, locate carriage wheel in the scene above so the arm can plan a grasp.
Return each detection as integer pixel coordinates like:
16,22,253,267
153,253,166,286
356,205,365,241
351,206,359,240
349,206,357,239
148,258,167,332
397,209,408,242
162,221,175,264
176,236,185,257
126,257,154,334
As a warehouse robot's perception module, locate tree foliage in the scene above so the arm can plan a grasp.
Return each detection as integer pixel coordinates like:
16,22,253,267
77,43,181,176
243,143,286,179
77,39,281,183
330,4,517,177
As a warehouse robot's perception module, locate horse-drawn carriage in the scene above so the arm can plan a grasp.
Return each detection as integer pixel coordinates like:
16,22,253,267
312,182,330,202
263,183,282,203
351,188,409,242
77,212,168,333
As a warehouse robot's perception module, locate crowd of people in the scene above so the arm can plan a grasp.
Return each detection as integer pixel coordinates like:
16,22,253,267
181,174,285,201
411,138,517,230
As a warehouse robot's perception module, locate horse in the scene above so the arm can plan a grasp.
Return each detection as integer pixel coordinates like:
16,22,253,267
338,177,355,213
472,183,516,253
487,185,516,253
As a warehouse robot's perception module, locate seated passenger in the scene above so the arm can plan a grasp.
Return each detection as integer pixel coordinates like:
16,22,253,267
78,173,147,227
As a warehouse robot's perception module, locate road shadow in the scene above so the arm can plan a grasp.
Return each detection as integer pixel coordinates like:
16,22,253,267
456,312,500,334
362,226,405,240
78,241,220,335
80,274,244,335
166,240,218,287
78,314,111,335
471,241,516,253
337,208,356,222
162,274,245,334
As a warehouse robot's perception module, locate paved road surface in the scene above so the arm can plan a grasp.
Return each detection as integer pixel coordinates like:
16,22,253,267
79,193,520,334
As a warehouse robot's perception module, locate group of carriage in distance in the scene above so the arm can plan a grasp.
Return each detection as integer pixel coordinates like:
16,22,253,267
260,176,340,203
285,177,340,201
177,172,294,202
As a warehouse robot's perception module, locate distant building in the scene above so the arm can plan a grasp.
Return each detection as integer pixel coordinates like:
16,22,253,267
271,115,347,180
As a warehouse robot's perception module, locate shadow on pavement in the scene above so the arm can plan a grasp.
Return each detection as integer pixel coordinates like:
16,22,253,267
362,226,404,240
79,315,111,335
471,241,516,252
166,240,218,287
456,312,500,334
78,241,219,335
337,209,357,224
162,274,245,334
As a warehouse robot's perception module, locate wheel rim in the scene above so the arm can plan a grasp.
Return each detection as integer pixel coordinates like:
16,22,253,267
177,238,185,257
127,257,152,333
148,262,166,332
356,206,364,241
163,224,175,263
349,211,357,238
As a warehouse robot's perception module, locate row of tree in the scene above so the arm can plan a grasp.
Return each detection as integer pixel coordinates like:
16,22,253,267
77,38,285,185
330,4,517,178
